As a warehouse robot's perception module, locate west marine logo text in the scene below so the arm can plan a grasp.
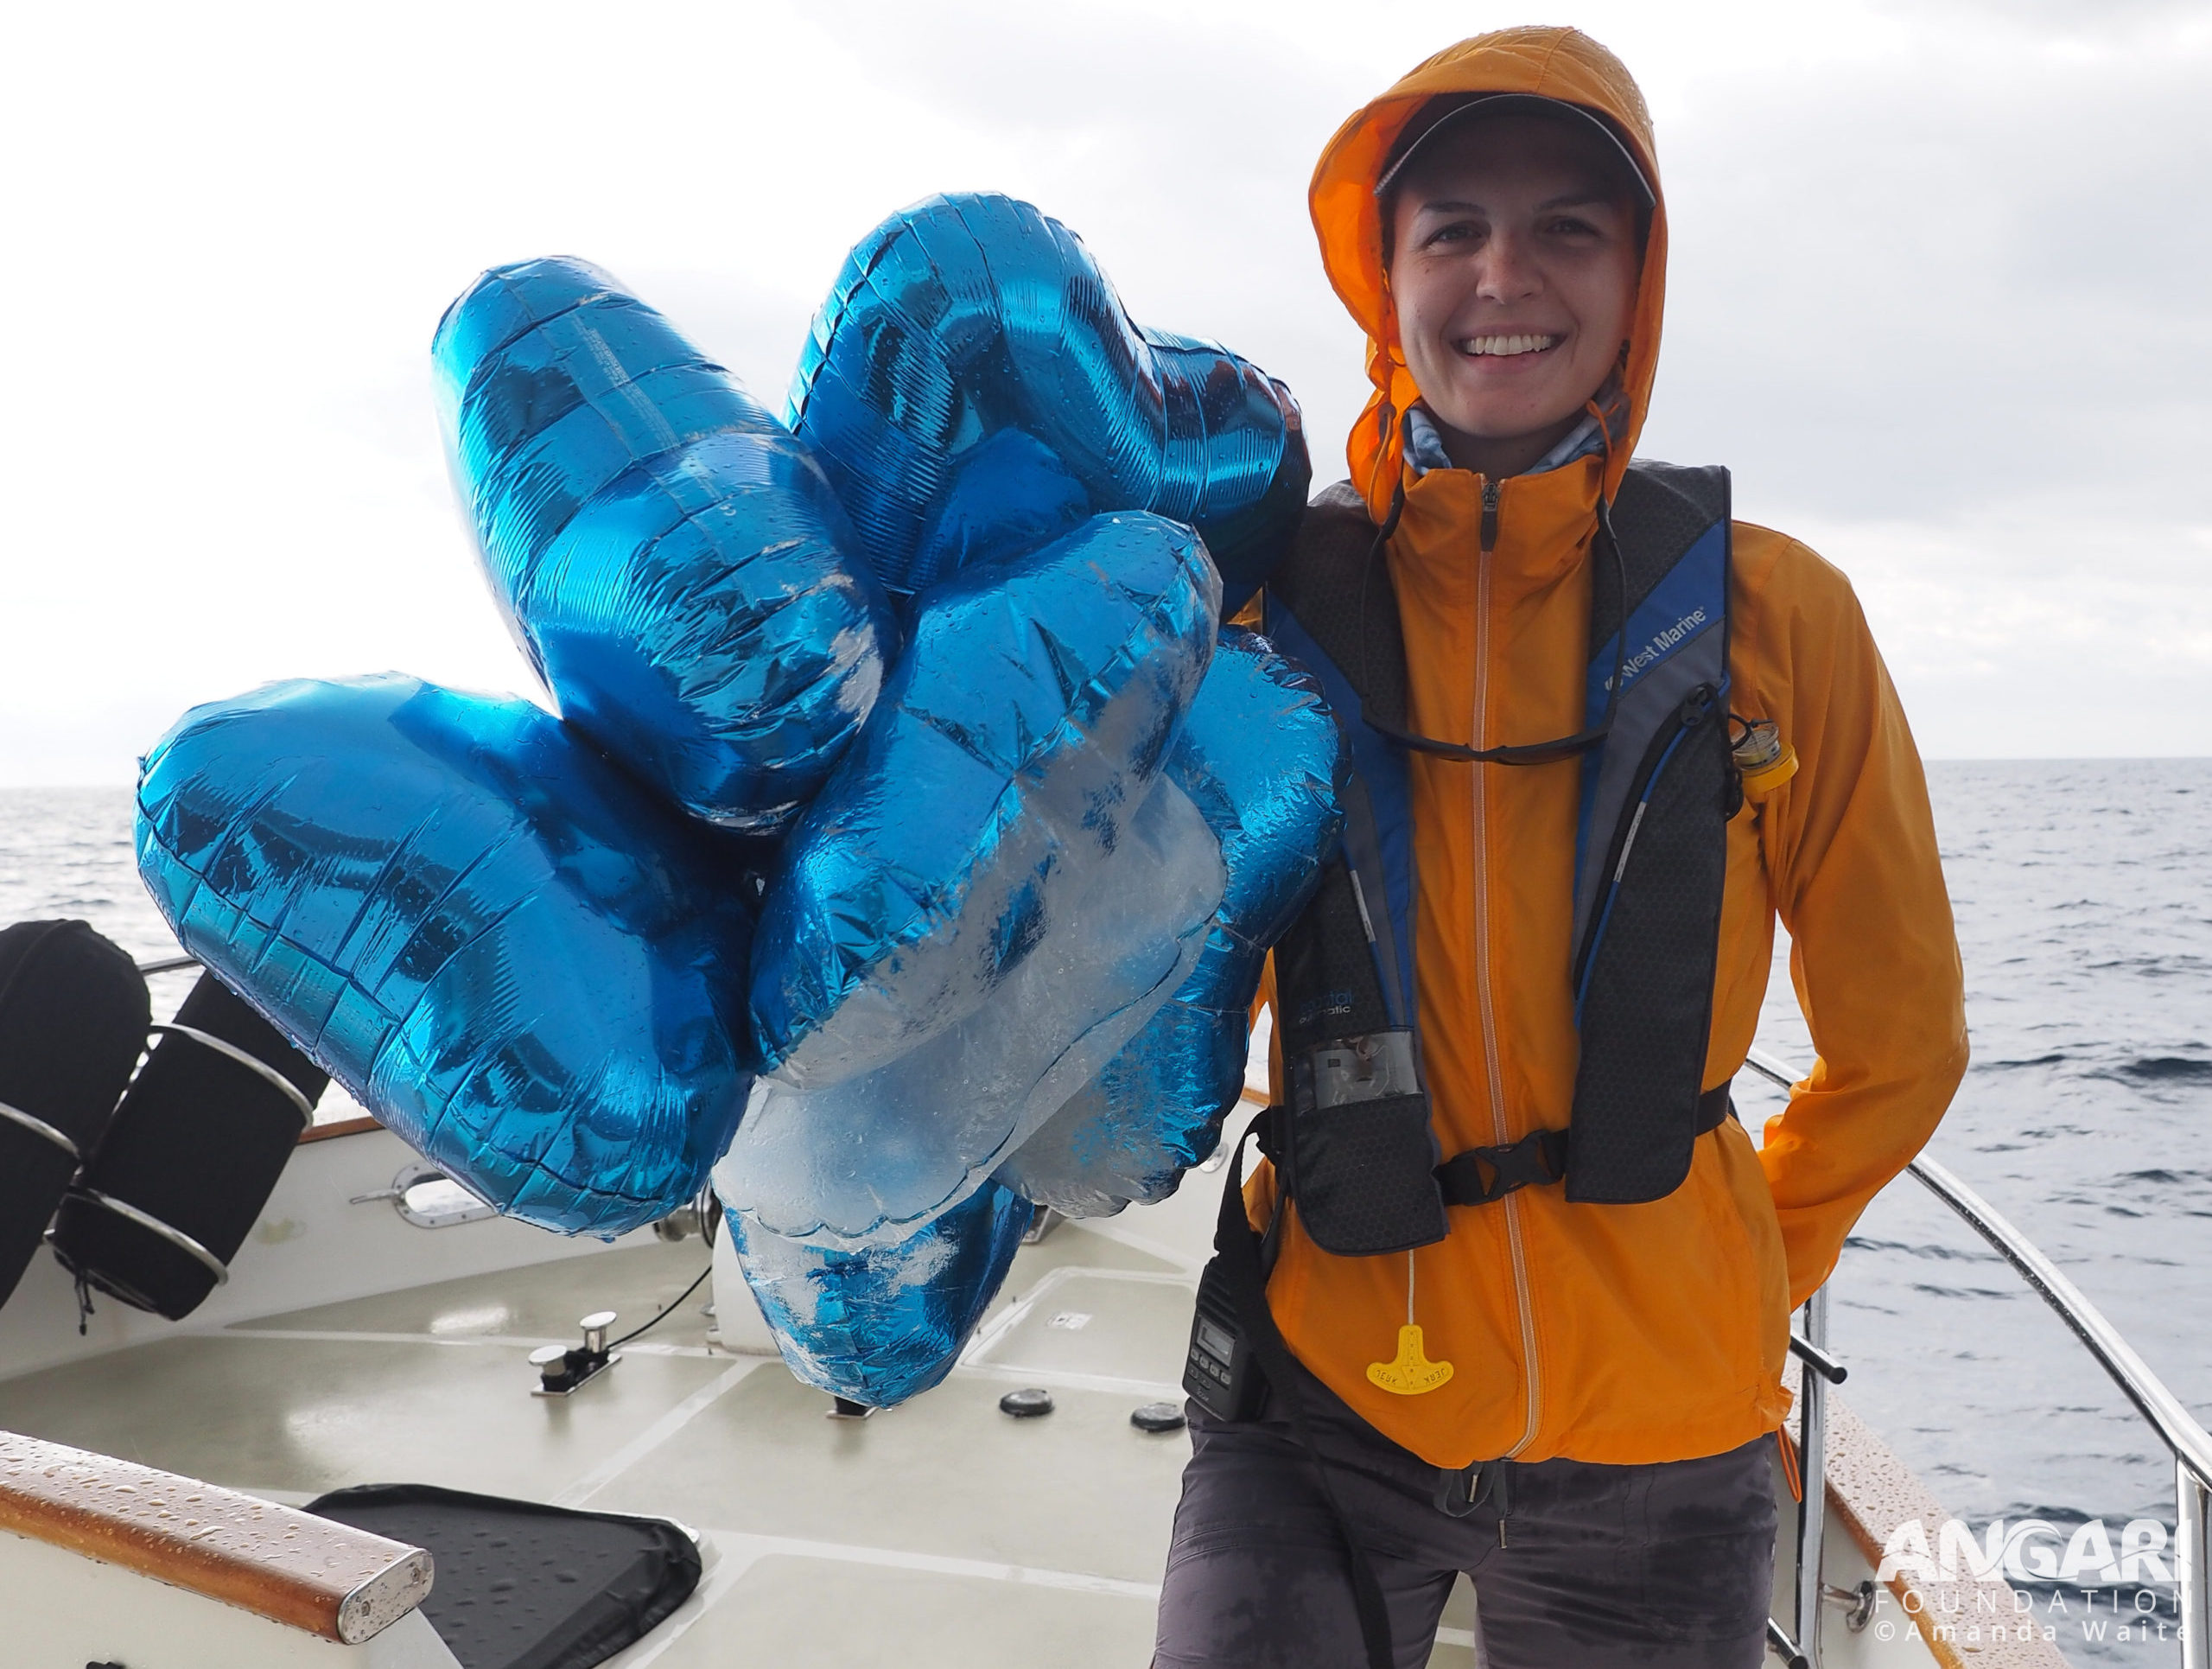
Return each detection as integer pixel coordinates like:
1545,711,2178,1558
1606,608,1710,693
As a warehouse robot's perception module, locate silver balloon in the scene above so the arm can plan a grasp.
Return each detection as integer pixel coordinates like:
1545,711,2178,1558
1001,630,1346,1214
719,512,1226,1245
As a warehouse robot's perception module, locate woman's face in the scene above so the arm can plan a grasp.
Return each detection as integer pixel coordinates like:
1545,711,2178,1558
1388,114,1642,475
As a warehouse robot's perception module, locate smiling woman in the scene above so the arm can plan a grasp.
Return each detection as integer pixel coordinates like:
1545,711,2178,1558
1154,25,1972,1669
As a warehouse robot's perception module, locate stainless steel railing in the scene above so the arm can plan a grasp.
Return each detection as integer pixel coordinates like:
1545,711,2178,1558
1744,1045,2212,1669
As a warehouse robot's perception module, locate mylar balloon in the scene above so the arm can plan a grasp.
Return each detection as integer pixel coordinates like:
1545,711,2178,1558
726,1182,1032,1407
720,511,1226,1244
788,193,1309,614
1002,630,1346,1214
136,675,755,1235
436,258,898,834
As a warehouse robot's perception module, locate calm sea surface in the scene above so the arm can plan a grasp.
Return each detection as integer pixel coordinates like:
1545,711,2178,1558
1745,759,2212,1664
5,762,2210,1663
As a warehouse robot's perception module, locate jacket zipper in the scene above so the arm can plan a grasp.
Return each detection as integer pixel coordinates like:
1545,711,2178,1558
1469,477,1543,1458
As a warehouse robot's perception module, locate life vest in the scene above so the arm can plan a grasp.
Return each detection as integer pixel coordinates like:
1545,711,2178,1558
1255,461,1739,1257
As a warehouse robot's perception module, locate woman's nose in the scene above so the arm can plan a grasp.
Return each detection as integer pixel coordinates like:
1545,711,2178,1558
1475,228,1542,303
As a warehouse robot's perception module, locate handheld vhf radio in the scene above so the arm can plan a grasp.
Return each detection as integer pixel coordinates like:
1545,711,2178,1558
1184,1253,1267,1421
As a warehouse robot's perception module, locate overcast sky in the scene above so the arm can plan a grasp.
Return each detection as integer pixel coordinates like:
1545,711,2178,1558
3,0,2205,783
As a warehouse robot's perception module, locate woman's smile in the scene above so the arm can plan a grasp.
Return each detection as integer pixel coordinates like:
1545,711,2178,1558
1455,332,1561,358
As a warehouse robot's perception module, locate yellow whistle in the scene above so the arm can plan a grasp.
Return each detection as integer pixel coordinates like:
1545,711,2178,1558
1367,1323,1454,1395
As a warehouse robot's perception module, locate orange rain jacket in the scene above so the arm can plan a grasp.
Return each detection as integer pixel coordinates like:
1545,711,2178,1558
1249,26,1969,1469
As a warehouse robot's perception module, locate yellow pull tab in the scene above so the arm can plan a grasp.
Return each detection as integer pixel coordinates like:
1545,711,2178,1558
1367,1323,1454,1396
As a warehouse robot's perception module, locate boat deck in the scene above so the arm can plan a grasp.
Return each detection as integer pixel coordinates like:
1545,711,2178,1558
0,1130,1490,1666
0,1096,2004,1667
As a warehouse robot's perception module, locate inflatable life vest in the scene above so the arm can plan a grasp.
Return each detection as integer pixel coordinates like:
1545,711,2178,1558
1255,462,1739,1257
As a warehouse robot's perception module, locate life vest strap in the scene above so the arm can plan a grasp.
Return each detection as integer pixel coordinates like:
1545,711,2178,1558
1430,1081,1735,1209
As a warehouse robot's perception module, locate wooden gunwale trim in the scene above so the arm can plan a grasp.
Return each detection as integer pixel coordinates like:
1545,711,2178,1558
296,1113,382,1144
0,1430,429,1643
1816,1395,2070,1668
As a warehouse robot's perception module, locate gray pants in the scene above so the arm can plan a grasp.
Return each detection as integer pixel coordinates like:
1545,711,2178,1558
1154,1354,1777,1668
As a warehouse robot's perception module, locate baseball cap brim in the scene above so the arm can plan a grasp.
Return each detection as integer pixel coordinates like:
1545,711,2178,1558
1374,92,1656,207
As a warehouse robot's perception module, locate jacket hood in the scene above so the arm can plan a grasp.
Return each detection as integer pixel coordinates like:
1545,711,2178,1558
1308,27,1667,516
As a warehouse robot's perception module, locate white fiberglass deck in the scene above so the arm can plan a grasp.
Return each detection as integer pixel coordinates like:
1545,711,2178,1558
0,1115,1483,1666
0,1113,1979,1667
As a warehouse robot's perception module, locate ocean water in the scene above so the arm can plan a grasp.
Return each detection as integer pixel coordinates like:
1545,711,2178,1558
0,787,372,1124
5,762,2210,1661
1741,758,2212,1664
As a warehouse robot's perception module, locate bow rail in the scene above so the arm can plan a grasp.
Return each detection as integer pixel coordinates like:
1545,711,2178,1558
1744,1045,2212,1668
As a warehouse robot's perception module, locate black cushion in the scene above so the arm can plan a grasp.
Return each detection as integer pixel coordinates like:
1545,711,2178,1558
51,970,326,1319
306,1483,702,1669
0,920,148,1307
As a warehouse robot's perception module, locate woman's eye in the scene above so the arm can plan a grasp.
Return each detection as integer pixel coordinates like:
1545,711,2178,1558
1425,221,1479,248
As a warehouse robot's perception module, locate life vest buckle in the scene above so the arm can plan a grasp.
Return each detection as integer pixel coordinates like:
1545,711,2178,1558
1434,1127,1570,1208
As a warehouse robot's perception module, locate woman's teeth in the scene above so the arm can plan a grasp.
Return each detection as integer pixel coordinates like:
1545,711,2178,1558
1461,334,1559,356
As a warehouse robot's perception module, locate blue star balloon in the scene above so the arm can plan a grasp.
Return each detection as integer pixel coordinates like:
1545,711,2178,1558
787,193,1310,615
719,511,1227,1245
1000,629,1346,1215
436,257,898,834
137,676,755,1235
725,1183,1033,1407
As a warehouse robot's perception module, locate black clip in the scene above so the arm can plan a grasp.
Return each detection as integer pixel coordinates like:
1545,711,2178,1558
1434,1128,1569,1208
